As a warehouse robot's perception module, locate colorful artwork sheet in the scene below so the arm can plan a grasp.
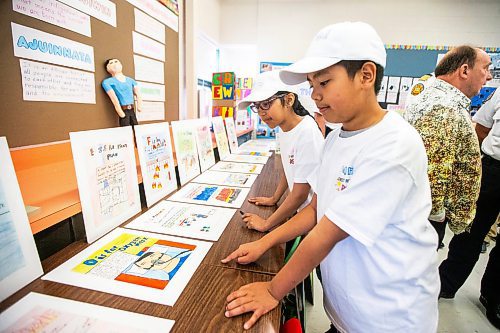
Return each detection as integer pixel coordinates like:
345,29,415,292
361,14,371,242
135,123,177,207
192,170,258,188
171,120,201,185
0,292,174,332
193,118,216,172
0,137,43,302
224,117,239,153
210,161,264,175
70,127,141,243
239,139,275,152
212,116,231,160
167,183,250,209
43,228,211,306
126,201,235,241
233,150,272,157
222,154,269,164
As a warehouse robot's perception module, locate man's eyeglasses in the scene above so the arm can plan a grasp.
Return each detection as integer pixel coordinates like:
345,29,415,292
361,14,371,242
250,94,287,113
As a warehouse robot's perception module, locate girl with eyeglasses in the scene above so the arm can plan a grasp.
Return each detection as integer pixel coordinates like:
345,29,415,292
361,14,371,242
237,70,324,232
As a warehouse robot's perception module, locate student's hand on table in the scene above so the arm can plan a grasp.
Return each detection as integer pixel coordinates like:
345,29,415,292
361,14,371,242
221,240,266,265
242,213,269,232
225,281,279,330
248,196,276,206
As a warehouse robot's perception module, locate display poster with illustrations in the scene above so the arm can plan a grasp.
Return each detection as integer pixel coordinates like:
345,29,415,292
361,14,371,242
192,170,258,188
135,123,177,207
193,118,216,172
232,150,272,157
70,127,141,243
43,228,211,306
126,201,235,241
224,117,239,153
0,292,175,332
239,139,274,153
171,120,201,185
0,137,43,302
211,116,231,160
210,161,264,175
222,154,269,164
167,183,250,209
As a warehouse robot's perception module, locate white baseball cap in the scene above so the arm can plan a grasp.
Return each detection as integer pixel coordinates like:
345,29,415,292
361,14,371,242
238,70,299,110
280,21,386,85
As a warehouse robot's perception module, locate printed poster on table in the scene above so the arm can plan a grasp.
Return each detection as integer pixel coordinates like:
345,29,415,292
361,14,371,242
43,228,211,306
222,154,269,165
134,8,165,44
167,183,250,209
212,116,230,160
13,0,92,37
70,127,141,243
239,139,274,153
0,292,175,332
224,117,239,153
126,201,235,242
0,137,43,302
135,123,177,207
210,161,264,175
193,118,216,172
233,150,272,157
192,170,258,188
171,120,201,185
58,0,116,27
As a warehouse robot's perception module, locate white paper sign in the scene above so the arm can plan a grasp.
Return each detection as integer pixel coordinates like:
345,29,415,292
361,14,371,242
11,22,95,72
212,116,231,160
20,59,96,104
134,55,164,84
58,0,116,27
70,127,141,243
0,137,43,302
137,101,165,122
134,8,165,44
167,183,250,209
138,81,165,102
126,201,236,241
126,0,178,32
0,293,175,332
13,0,91,37
377,75,388,103
171,120,201,185
133,31,165,62
210,161,264,174
193,119,216,172
386,76,401,103
223,154,269,164
224,117,239,153
43,228,211,306
192,170,258,188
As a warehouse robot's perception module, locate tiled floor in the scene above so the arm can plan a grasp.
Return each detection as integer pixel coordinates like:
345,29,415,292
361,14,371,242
305,228,498,333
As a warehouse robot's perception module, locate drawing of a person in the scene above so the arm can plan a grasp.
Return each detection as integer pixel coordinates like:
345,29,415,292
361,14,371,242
125,247,191,281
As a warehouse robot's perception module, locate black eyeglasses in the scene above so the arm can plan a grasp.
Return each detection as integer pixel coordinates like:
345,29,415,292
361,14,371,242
250,94,287,113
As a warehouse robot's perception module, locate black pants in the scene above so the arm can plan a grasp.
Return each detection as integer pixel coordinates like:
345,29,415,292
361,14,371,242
119,109,138,127
430,219,447,249
439,154,500,301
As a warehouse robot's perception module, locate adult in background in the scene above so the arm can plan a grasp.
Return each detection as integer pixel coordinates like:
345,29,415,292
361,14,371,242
439,88,500,329
404,46,492,248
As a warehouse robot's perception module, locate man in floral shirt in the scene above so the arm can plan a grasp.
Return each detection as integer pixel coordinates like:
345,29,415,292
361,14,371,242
404,45,492,249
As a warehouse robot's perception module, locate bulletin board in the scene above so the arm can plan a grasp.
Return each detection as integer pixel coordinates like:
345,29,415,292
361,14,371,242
384,49,447,77
0,0,179,148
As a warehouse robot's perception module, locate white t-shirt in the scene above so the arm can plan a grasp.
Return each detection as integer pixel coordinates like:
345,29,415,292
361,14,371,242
279,116,324,210
309,111,439,333
472,89,500,161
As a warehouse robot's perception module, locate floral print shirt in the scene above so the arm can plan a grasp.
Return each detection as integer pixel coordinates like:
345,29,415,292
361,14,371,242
404,79,481,234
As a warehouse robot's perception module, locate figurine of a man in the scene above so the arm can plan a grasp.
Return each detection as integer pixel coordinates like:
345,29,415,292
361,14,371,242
102,58,142,128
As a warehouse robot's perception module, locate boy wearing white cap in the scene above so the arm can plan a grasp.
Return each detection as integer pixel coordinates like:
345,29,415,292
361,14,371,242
222,22,439,332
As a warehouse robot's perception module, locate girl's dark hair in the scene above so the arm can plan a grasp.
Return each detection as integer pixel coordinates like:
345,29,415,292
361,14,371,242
337,60,385,94
276,91,310,116
435,46,477,76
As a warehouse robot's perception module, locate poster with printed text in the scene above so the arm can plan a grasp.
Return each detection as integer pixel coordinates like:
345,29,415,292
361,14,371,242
193,118,216,172
43,228,211,306
126,201,235,241
135,123,177,207
192,170,258,188
70,127,141,243
212,116,230,160
171,120,201,185
239,139,274,153
210,161,264,175
0,292,174,332
167,183,250,209
224,117,239,153
0,137,43,302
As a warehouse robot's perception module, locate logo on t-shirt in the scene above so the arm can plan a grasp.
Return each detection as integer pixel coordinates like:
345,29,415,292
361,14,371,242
288,149,296,165
336,165,354,191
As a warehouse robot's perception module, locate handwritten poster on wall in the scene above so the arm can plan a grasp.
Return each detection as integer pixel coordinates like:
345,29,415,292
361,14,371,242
134,54,164,84
133,31,165,62
126,0,178,32
136,101,165,122
167,183,250,209
70,127,141,243
58,0,116,27
138,81,165,102
212,116,230,160
171,120,201,185
43,228,211,306
0,137,43,302
193,118,216,172
134,122,177,207
0,293,175,332
20,59,95,104
11,22,95,72
13,0,92,37
134,8,165,44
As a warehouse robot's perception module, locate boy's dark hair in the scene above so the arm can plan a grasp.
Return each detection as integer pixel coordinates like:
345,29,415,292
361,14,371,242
104,58,117,70
337,60,385,94
434,45,477,76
